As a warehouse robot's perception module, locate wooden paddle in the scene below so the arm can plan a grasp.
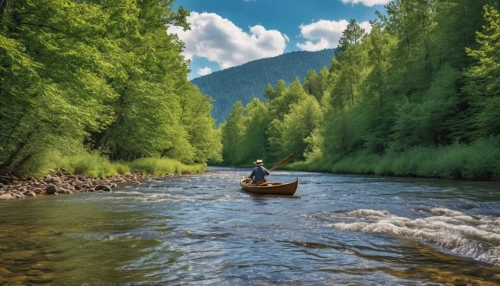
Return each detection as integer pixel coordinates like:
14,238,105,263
269,154,294,171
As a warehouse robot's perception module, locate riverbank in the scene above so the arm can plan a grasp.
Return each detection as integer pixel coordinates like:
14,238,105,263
0,173,145,200
285,141,500,180
0,173,181,200
0,157,207,200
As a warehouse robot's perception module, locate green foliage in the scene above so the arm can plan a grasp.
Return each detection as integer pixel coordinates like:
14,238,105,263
221,79,321,166
328,20,368,109
178,85,222,164
219,0,500,180
391,65,461,149
264,84,276,102
375,138,500,179
466,5,500,137
270,77,308,120
0,0,221,176
22,147,204,178
130,158,206,176
332,154,380,175
238,99,270,164
221,101,246,166
280,95,321,160
304,70,327,102
287,157,335,173
18,144,126,178
327,137,500,180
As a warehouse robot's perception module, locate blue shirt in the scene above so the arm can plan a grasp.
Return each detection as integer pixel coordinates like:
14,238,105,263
249,166,270,182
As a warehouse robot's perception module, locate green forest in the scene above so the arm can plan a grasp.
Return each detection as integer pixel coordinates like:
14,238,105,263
2,0,500,181
0,0,222,177
191,49,334,124
221,0,500,180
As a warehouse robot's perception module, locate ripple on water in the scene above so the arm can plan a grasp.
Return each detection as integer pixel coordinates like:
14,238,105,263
2,167,500,285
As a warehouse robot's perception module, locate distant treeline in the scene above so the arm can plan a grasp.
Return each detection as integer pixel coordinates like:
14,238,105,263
0,0,222,177
221,0,500,180
191,49,335,123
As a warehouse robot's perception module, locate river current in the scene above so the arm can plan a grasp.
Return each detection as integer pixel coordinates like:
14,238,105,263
1,167,500,285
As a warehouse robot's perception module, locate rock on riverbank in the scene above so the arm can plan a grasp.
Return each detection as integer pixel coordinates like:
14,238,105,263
0,173,153,200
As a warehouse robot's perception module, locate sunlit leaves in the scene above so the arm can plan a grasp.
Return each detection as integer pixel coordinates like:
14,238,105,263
0,0,221,174
466,5,500,137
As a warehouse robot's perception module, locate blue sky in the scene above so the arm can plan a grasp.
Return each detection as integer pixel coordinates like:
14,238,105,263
170,0,391,79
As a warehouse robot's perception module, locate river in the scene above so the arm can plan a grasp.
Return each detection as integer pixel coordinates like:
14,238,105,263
1,167,500,285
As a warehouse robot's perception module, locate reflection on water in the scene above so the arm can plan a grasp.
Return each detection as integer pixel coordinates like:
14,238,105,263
0,167,500,285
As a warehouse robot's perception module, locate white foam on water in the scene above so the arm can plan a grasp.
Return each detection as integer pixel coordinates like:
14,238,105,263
113,191,144,195
136,193,185,202
107,191,185,202
332,207,500,265
343,209,394,218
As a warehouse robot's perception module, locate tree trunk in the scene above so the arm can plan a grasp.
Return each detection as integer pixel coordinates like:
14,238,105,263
0,129,35,175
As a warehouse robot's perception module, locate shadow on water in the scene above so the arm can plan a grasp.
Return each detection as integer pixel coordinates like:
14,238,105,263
240,189,301,200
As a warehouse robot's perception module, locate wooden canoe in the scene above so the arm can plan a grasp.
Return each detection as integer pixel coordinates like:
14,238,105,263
239,178,298,196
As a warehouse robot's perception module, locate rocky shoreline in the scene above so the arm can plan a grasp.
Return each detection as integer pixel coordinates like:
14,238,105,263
0,173,153,200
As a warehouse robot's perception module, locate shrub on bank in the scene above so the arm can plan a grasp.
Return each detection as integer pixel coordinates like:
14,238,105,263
18,147,115,178
130,158,206,176
287,159,332,172
288,137,500,180
376,138,500,180
287,154,341,172
332,154,379,175
17,146,205,178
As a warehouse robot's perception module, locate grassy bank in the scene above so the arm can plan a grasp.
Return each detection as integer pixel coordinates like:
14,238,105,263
18,149,206,179
286,138,500,180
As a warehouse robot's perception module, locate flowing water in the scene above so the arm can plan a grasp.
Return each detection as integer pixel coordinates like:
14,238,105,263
1,167,500,285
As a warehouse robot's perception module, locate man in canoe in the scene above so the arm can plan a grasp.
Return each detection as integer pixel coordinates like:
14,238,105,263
248,159,270,185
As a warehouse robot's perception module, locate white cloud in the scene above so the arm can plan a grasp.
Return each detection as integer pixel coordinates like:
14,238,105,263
359,22,373,34
296,20,372,52
197,67,212,76
284,34,290,42
340,0,391,7
169,12,287,69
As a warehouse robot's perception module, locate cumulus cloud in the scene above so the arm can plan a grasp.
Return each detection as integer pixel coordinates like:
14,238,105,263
169,12,287,69
296,19,372,52
197,67,212,76
359,22,373,34
340,0,392,6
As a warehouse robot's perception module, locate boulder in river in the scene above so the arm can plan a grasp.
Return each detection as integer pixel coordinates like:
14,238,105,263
45,185,58,195
24,191,36,197
32,188,45,194
94,185,106,191
0,193,14,200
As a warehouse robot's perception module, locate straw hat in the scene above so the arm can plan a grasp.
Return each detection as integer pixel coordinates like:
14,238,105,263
253,159,263,165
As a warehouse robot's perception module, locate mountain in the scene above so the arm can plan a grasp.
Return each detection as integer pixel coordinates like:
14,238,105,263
191,49,335,124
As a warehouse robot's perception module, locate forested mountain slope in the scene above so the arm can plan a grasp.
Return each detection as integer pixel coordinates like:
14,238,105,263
191,49,335,123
